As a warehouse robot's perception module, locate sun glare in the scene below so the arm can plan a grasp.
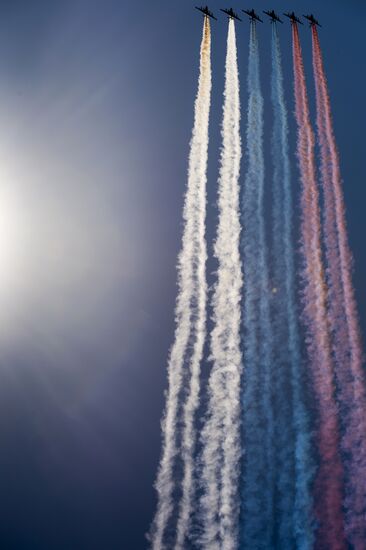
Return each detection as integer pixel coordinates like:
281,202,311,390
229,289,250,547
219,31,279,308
0,181,27,293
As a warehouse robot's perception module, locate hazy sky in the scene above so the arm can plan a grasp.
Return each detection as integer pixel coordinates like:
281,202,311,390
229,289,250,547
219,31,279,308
0,1,364,548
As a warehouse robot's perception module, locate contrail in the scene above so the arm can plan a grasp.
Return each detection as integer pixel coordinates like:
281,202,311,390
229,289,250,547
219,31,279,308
312,26,366,548
150,17,211,549
292,23,346,550
200,18,242,550
270,24,314,549
241,21,274,549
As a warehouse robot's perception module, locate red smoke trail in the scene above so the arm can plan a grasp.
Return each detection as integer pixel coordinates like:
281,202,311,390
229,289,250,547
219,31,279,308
312,26,366,548
292,24,346,550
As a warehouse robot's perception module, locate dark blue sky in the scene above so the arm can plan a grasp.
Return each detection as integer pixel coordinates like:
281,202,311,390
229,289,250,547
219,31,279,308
0,1,364,548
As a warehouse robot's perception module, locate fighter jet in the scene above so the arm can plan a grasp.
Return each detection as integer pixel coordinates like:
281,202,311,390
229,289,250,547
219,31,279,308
195,6,218,20
263,10,283,23
220,8,242,21
303,14,322,27
242,9,263,23
283,12,303,25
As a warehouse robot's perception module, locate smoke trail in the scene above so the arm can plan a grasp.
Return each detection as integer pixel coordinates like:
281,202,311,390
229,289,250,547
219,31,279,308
312,27,366,548
291,23,346,550
241,22,274,549
200,18,242,550
270,23,295,547
150,18,211,549
270,24,314,549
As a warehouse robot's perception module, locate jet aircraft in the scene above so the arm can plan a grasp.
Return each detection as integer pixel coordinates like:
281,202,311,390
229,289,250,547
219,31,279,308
242,9,263,23
303,14,322,27
220,8,242,21
283,12,303,25
263,10,283,23
195,6,218,20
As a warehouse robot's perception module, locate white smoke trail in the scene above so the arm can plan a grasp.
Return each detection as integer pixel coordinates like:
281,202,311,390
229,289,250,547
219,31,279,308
175,16,211,550
150,18,211,549
200,19,242,550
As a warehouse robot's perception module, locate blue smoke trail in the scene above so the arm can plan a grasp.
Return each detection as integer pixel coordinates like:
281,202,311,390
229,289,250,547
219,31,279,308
241,22,274,549
271,21,296,547
271,24,314,549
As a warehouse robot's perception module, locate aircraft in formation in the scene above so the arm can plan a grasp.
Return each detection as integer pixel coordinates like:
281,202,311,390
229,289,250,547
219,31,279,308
303,14,322,27
242,9,263,23
283,12,303,25
263,10,283,24
195,8,321,28
220,8,242,22
195,6,218,21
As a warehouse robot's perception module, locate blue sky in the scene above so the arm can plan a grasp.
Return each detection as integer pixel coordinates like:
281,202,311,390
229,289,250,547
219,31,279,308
0,1,364,548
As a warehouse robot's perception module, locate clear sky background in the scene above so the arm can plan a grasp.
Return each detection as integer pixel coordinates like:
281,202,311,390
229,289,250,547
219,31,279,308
0,1,364,549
